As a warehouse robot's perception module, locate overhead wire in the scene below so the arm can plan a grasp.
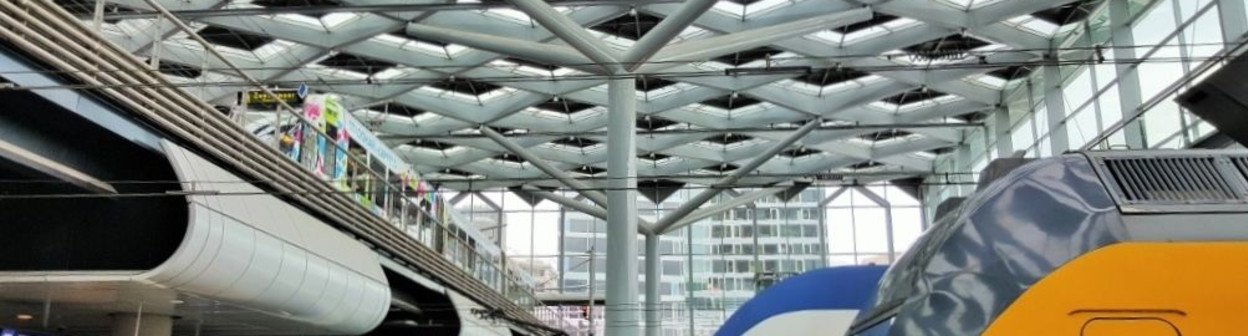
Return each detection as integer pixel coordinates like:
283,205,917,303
0,56,1218,91
0,171,980,186
385,122,986,139
0,41,1221,75
0,167,980,188
0,181,978,200
0,43,1233,92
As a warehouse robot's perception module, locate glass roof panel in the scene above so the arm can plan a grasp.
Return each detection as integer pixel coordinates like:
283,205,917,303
88,0,1116,187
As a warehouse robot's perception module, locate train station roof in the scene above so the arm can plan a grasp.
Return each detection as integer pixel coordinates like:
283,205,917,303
67,0,1109,190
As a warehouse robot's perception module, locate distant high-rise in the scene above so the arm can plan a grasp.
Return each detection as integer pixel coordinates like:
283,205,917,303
559,188,825,336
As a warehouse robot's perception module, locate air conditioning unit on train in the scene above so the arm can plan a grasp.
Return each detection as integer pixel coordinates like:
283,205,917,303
1083,150,1248,241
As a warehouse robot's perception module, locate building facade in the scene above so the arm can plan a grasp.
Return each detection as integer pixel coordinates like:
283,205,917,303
559,187,825,336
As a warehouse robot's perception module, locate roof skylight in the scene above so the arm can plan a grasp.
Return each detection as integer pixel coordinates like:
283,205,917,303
808,17,920,45
711,0,799,18
82,0,1093,186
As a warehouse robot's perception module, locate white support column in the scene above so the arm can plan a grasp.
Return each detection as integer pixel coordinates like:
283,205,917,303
148,16,163,71
605,77,640,336
93,0,107,30
1043,64,1069,156
918,185,931,231
955,144,975,195
817,187,849,268
993,106,1014,158
644,233,661,336
1220,0,1248,41
854,187,894,263
558,203,567,293
1109,0,1148,149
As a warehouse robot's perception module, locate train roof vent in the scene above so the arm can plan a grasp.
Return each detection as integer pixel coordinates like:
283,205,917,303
1088,151,1248,212
1234,156,1248,181
1104,157,1237,203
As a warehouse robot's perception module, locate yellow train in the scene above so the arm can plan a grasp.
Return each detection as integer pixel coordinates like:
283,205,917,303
849,150,1248,336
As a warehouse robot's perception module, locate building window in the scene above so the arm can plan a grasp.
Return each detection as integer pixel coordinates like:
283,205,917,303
734,260,751,273
781,225,803,237
732,208,752,220
758,225,775,237
663,261,683,275
800,189,820,202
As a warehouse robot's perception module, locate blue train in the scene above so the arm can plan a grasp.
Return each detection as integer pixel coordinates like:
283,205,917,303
715,265,887,336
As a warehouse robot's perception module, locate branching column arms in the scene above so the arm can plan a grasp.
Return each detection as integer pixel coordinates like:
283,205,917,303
405,23,600,74
660,183,792,234
480,126,610,207
523,185,656,235
638,8,873,72
621,0,719,71
652,119,823,233
507,0,624,74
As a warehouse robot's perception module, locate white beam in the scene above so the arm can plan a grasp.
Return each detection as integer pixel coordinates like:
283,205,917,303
406,23,599,73
525,186,656,235
661,185,788,234
652,119,822,233
643,8,873,70
621,0,718,71
0,138,116,194
480,126,610,207
507,0,623,73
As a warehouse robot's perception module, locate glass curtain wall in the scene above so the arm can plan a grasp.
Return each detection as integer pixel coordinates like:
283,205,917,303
923,0,1246,219
453,184,924,336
